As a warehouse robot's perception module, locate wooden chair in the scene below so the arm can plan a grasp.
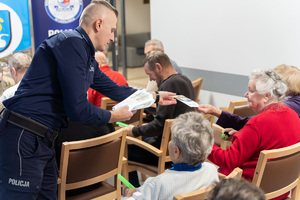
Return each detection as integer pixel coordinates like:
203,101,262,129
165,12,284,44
204,114,214,125
57,128,127,200
173,167,243,200
211,123,231,150
192,77,203,103
220,99,256,117
100,97,145,128
252,142,300,200
123,119,175,180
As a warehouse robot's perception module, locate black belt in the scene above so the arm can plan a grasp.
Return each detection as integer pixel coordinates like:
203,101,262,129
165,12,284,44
4,109,59,142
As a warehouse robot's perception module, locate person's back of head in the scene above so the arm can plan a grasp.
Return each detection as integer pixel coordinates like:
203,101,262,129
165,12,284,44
208,178,266,200
274,64,300,95
8,52,31,83
171,112,214,165
144,39,164,55
94,51,108,66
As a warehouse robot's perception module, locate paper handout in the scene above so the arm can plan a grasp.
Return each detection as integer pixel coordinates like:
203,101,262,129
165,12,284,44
112,89,155,111
174,95,199,107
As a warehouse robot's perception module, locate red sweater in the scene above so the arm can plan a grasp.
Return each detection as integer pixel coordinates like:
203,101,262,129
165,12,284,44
88,65,128,107
208,103,300,199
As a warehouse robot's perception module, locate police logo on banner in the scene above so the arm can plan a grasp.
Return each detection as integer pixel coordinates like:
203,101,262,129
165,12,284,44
0,3,23,58
45,0,83,24
0,10,11,52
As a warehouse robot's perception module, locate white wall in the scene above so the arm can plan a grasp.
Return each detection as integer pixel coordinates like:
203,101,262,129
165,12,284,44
150,0,300,108
116,0,150,34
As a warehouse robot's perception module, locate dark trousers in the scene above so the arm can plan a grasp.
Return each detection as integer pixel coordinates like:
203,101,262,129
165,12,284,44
0,112,58,200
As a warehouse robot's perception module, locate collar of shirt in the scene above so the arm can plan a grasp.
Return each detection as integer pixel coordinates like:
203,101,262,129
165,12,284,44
75,26,95,58
170,163,202,172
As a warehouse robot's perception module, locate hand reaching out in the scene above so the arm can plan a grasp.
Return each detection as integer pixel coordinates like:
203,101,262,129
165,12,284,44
197,104,222,117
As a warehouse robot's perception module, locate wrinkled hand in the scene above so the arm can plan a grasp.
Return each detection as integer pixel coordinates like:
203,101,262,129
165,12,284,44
123,186,137,197
223,128,238,140
109,106,136,123
197,104,222,117
126,125,135,137
224,128,238,136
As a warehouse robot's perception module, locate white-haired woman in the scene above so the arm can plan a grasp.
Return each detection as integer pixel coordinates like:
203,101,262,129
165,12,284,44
207,69,300,200
123,112,218,200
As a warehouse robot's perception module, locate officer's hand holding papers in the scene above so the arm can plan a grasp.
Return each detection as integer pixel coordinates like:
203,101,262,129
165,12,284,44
112,89,177,111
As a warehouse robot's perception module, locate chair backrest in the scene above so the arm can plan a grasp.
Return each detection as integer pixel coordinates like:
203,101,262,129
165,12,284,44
221,99,256,117
211,123,231,150
101,97,144,127
192,78,203,103
125,119,175,178
252,142,300,200
173,167,243,200
57,128,127,200
100,97,118,110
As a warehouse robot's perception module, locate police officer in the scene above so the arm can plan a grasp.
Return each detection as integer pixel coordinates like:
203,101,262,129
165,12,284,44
0,1,175,199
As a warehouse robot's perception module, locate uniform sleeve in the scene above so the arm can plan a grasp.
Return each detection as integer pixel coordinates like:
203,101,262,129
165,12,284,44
91,67,135,102
52,38,135,126
208,124,260,172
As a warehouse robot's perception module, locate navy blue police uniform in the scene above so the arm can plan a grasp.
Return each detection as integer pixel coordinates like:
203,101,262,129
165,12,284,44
0,26,136,199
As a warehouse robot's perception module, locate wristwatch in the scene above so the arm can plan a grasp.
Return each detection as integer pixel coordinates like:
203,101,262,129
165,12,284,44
155,91,160,104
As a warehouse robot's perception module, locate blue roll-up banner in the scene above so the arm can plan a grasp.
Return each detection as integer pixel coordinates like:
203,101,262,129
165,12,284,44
0,0,31,58
31,0,90,49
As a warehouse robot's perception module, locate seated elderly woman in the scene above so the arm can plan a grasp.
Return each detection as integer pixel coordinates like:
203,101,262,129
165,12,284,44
197,65,300,132
203,69,300,200
274,64,300,116
123,112,219,200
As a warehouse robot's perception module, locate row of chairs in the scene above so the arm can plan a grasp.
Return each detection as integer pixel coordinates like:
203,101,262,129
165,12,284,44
57,118,300,199
57,78,299,199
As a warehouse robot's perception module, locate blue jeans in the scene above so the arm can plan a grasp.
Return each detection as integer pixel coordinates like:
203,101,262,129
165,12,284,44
0,110,58,200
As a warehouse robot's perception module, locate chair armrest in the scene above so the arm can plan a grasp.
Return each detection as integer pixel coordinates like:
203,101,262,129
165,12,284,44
151,103,157,108
220,106,229,112
126,136,162,157
212,123,230,150
173,185,215,200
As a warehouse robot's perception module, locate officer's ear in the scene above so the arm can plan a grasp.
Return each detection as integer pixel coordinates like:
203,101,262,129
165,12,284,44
95,18,103,31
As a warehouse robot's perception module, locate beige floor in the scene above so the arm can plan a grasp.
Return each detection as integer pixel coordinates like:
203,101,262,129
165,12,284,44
119,66,148,89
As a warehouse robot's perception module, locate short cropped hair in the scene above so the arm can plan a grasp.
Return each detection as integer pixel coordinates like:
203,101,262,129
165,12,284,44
250,69,287,102
8,52,31,73
208,178,266,200
143,51,172,71
145,39,164,51
171,112,214,165
79,0,118,26
274,64,300,95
